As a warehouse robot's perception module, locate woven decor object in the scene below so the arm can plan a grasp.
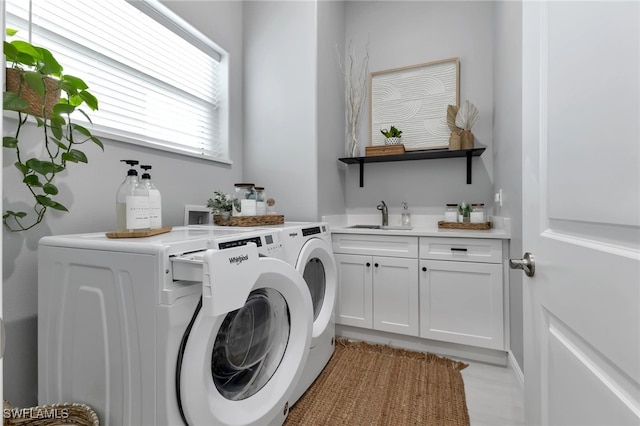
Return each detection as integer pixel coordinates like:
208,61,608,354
438,220,492,230
5,67,61,118
213,214,284,226
3,400,99,426
285,339,470,426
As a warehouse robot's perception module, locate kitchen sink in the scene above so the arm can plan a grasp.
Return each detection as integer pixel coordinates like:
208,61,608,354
346,224,413,230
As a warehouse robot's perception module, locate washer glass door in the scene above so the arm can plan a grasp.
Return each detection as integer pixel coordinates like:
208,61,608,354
297,238,337,342
212,288,289,401
303,258,325,321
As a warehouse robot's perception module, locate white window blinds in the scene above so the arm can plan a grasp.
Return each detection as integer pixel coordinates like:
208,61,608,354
6,0,228,162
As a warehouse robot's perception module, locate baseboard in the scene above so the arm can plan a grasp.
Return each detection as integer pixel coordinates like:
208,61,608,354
508,350,525,389
336,324,508,366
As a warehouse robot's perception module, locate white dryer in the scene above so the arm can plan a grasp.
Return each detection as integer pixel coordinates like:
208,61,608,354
38,226,312,426
267,222,338,404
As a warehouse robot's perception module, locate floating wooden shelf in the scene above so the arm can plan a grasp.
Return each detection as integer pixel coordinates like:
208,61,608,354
339,145,486,187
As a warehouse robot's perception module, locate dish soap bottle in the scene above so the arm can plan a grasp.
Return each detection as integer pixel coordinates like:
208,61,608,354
140,165,162,229
401,202,411,227
116,160,150,232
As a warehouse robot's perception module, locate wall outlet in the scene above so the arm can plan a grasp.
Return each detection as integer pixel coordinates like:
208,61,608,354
494,189,503,207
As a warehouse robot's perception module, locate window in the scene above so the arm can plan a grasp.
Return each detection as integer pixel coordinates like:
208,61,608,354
6,0,229,163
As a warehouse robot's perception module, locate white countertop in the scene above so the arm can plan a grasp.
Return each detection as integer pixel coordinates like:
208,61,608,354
322,214,511,240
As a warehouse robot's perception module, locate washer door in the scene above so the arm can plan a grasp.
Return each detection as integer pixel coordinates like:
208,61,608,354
179,257,312,425
296,238,337,347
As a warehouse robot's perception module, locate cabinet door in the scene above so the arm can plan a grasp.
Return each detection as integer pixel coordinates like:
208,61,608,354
335,253,373,328
373,256,419,336
420,260,504,350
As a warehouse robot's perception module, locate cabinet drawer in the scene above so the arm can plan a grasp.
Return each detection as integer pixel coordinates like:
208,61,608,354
419,237,502,263
332,234,418,258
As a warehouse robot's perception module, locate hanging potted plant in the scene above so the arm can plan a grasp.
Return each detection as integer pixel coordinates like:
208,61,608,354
3,28,104,232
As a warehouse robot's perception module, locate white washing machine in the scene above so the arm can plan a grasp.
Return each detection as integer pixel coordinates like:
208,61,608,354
38,226,312,425
262,222,338,404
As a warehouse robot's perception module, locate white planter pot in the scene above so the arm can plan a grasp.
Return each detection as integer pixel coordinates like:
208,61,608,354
385,137,402,145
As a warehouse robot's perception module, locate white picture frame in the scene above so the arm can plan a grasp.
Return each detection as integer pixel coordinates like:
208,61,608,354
370,57,460,151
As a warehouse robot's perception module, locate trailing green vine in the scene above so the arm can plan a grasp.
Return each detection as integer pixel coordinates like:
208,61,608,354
3,29,103,231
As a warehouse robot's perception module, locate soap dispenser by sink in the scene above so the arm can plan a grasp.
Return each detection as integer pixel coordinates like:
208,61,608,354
401,202,412,227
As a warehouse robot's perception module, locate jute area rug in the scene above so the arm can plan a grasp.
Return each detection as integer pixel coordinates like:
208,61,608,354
285,339,470,426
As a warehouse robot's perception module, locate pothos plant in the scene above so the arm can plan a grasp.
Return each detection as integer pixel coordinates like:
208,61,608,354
3,28,103,231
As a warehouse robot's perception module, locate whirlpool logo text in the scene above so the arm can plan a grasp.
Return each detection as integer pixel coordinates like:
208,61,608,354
228,254,249,265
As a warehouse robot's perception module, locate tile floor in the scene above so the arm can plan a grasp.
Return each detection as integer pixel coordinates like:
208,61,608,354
461,361,525,425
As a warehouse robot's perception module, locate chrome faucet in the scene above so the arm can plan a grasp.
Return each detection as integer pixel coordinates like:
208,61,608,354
377,201,388,226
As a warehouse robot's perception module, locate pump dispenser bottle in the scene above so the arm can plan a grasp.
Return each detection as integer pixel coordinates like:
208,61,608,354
116,160,150,232
140,165,162,229
401,202,412,227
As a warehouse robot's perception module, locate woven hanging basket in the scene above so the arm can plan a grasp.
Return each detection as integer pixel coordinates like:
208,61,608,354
3,400,100,426
5,67,61,118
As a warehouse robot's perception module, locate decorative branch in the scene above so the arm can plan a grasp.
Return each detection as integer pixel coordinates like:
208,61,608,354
336,39,369,157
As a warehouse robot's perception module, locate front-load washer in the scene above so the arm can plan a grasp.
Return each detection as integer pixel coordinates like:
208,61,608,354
263,222,337,404
38,226,312,426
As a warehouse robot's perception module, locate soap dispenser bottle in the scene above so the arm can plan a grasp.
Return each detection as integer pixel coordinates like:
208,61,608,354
401,202,412,227
140,165,162,229
116,160,150,232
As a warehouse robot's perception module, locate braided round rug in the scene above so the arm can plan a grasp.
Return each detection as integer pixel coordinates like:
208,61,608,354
285,339,470,426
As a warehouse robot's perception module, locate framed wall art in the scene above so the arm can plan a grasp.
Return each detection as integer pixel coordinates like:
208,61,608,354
370,57,459,151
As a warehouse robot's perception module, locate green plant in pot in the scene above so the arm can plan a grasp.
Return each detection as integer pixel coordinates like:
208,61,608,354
207,190,233,219
3,28,103,232
380,125,403,145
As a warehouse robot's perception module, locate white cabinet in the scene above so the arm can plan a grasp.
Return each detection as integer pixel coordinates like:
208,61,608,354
373,256,419,335
333,233,507,352
334,253,372,328
419,238,504,350
333,234,419,337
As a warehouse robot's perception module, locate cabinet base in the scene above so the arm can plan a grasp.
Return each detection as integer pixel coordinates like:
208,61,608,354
336,324,508,366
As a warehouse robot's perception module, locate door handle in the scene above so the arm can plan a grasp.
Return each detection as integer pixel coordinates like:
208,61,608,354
509,252,535,277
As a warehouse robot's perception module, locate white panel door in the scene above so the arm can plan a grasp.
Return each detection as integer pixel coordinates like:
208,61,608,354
1,4,5,403
372,256,419,336
335,254,373,328
522,2,640,424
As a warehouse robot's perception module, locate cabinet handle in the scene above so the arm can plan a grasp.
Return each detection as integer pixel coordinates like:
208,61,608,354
450,248,468,252
422,266,427,272
374,263,379,268
366,262,371,267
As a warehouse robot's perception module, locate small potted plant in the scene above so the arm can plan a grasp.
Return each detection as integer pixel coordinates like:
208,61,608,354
207,190,233,220
380,125,403,145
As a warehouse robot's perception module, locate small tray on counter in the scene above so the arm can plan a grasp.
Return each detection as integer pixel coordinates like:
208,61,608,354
438,221,492,230
213,214,284,226
106,226,172,238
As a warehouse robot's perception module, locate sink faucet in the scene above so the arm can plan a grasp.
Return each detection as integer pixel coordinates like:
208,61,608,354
377,201,388,226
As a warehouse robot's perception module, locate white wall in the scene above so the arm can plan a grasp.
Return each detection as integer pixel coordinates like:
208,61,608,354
243,1,318,221
2,1,244,405
317,1,347,217
343,1,494,216
493,1,524,372
244,1,346,221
